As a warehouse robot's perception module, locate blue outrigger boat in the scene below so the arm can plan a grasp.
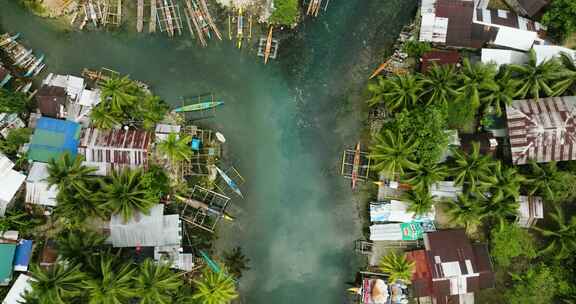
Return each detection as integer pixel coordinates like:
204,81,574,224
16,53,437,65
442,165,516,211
215,166,243,198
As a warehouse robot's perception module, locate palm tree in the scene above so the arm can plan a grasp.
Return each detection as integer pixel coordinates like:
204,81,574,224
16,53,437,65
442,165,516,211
46,153,96,194
157,132,193,164
444,194,487,235
83,255,137,304
402,162,448,192
99,169,157,221
223,247,251,279
57,229,107,264
552,52,576,95
90,104,121,129
485,195,520,226
192,267,238,304
483,162,525,201
532,206,576,260
54,187,104,223
457,59,498,110
378,251,415,283
450,142,496,192
134,259,182,304
26,263,86,304
525,161,566,203
369,129,418,178
403,190,435,217
421,64,459,106
483,69,519,116
509,49,562,100
100,76,138,113
367,74,423,112
138,95,169,131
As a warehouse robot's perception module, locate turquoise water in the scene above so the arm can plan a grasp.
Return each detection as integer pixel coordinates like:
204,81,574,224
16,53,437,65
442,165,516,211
0,1,417,302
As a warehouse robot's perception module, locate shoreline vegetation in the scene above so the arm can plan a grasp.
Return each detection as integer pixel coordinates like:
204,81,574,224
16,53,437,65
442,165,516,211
351,0,576,303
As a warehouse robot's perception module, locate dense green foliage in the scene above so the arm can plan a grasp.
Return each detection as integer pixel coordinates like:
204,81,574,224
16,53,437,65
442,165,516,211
402,40,431,58
387,106,448,165
0,88,32,114
0,128,32,157
90,76,168,130
490,224,537,268
541,0,576,41
369,129,417,178
157,132,193,164
269,0,299,25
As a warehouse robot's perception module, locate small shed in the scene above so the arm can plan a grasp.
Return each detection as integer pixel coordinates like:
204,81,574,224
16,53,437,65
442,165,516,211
420,50,460,72
2,274,33,304
517,195,544,228
0,154,26,217
13,240,32,272
27,117,81,163
35,85,67,118
108,204,181,248
0,243,16,286
25,162,58,207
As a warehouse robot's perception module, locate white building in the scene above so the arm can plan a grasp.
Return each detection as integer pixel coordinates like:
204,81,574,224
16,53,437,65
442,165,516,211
2,274,33,304
481,48,528,67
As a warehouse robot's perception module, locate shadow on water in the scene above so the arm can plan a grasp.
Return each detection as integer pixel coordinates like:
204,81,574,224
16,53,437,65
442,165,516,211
0,0,417,303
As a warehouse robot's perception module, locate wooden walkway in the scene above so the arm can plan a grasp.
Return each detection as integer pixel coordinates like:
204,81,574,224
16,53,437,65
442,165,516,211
137,0,144,32
149,0,157,32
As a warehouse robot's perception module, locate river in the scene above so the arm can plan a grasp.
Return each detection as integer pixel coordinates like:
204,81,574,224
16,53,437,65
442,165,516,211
0,0,417,303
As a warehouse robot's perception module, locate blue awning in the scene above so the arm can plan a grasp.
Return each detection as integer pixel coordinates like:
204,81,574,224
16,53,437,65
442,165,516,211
13,240,32,272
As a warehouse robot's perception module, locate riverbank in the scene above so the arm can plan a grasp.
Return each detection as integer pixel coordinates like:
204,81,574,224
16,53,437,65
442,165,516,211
0,0,418,302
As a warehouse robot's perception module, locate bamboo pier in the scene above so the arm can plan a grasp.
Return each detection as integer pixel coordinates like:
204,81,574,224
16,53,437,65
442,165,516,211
149,0,157,33
306,0,330,16
156,0,183,37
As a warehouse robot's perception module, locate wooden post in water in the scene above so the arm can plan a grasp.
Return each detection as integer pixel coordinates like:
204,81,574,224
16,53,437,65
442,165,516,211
264,26,273,64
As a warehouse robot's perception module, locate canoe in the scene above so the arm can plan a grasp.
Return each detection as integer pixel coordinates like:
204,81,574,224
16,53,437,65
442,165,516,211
173,100,223,112
24,54,44,77
215,166,243,198
0,33,20,47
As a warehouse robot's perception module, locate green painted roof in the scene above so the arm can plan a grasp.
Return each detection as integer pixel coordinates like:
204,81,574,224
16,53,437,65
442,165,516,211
0,243,16,286
28,117,80,163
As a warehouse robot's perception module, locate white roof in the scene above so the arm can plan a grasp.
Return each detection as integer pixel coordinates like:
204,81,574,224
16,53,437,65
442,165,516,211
2,274,33,304
78,89,101,107
155,124,181,134
108,204,181,247
0,154,14,173
0,167,25,205
533,45,576,65
481,48,528,67
369,224,403,241
430,181,463,200
370,200,435,223
66,76,84,99
494,27,537,51
25,162,58,207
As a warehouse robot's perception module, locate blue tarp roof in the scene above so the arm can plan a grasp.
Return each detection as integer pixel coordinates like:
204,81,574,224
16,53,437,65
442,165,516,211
13,240,32,272
28,117,81,163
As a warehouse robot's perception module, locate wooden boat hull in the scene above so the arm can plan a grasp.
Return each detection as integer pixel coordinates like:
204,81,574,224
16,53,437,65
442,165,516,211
174,100,223,112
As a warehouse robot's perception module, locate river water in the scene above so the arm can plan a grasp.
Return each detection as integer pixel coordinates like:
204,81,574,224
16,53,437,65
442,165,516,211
0,1,416,303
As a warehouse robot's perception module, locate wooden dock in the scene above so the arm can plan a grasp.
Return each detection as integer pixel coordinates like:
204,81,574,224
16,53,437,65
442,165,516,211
199,0,221,40
149,0,157,33
137,0,144,32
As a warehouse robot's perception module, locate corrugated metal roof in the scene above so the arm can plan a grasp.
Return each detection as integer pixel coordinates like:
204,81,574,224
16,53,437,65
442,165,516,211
27,117,80,163
78,128,152,169
533,45,576,65
2,274,33,304
421,50,461,72
481,48,528,66
0,162,26,211
517,0,549,17
108,204,181,248
0,244,16,286
493,27,537,50
25,162,58,207
506,96,576,164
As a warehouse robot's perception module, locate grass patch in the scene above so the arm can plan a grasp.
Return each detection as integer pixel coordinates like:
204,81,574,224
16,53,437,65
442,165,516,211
488,0,511,10
269,0,299,25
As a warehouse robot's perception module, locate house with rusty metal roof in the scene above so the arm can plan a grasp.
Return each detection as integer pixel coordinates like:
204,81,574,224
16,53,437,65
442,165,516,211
506,96,576,165
419,0,546,51
78,128,153,175
406,229,494,304
504,0,549,17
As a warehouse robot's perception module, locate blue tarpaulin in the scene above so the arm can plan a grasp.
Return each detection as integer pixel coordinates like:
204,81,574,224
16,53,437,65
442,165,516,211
13,240,32,272
28,117,81,163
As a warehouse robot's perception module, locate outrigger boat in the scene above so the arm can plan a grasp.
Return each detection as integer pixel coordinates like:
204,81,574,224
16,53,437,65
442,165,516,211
175,194,234,221
215,166,243,198
0,33,20,47
13,49,33,66
173,100,224,112
24,54,45,77
351,142,361,190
